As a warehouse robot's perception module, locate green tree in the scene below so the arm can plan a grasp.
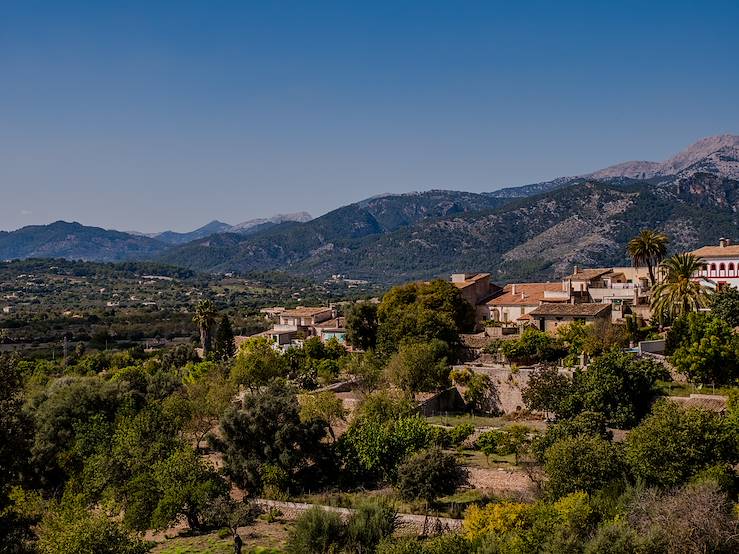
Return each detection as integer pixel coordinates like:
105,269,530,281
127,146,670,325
353,390,415,424
346,301,379,351
394,447,468,504
299,391,347,442
710,285,739,326
0,356,33,547
36,498,150,554
543,435,625,499
450,367,498,413
651,253,711,324
626,229,668,286
521,365,573,416
568,350,668,428
193,299,218,355
476,425,534,465
340,416,434,482
385,339,450,393
624,400,737,488
30,375,126,490
230,337,285,391
150,447,228,531
344,350,384,394
500,328,566,365
213,315,236,361
211,382,328,494
530,412,611,462
376,280,474,357
184,370,236,451
668,313,739,385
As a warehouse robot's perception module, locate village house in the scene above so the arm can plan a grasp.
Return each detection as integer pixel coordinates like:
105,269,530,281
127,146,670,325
563,266,651,321
528,302,612,333
484,282,569,324
246,306,346,350
451,273,501,323
691,238,739,289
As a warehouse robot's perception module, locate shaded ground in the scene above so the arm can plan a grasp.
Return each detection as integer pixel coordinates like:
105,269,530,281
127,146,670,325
151,520,289,553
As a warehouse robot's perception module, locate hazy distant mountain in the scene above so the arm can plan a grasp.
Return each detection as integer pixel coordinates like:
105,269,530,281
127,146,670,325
230,212,313,233
0,221,167,262
157,190,507,272
153,220,233,245
152,213,314,244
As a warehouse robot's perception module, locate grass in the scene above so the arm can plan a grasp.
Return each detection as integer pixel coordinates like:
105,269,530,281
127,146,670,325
425,413,505,428
295,488,484,518
657,380,738,397
458,449,516,468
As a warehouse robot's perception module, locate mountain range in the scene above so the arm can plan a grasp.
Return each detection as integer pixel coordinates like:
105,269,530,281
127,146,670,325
147,213,313,245
2,134,739,284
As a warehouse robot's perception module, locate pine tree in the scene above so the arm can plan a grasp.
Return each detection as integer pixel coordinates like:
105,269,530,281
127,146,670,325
213,315,236,361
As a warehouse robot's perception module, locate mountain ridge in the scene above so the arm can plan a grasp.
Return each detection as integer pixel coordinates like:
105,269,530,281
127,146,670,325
3,134,739,284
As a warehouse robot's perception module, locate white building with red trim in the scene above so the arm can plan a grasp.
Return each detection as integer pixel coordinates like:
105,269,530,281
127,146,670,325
691,238,739,289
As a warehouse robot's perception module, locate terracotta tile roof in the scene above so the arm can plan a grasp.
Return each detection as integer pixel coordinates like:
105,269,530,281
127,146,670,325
461,333,497,349
452,273,491,289
487,283,563,306
690,245,739,258
282,307,333,317
314,317,346,330
563,268,612,281
529,303,611,317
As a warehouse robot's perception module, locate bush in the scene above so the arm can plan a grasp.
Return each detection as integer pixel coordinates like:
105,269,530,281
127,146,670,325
625,400,738,489
449,423,475,446
543,436,625,499
344,500,399,553
340,416,434,482
36,499,150,554
395,447,468,503
286,507,345,554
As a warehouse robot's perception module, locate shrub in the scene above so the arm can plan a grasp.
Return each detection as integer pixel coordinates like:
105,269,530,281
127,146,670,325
463,501,535,541
394,447,468,504
543,436,625,499
449,423,475,446
624,400,737,489
286,507,345,554
344,500,399,552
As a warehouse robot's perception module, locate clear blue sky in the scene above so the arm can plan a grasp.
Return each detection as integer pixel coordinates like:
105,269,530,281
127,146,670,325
2,1,738,233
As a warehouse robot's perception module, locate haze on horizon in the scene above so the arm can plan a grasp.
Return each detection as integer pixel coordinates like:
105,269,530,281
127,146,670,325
2,1,739,233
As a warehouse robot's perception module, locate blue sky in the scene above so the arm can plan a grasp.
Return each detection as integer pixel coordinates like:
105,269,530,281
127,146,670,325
2,1,738,232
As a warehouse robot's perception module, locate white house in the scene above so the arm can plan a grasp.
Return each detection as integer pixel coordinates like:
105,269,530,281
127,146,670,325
691,239,739,289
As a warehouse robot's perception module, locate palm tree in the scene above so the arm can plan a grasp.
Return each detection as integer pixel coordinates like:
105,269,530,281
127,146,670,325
193,299,218,355
650,253,711,324
627,230,669,286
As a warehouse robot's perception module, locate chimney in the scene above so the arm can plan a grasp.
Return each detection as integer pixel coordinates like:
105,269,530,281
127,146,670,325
511,284,517,295
574,265,580,274
720,238,728,248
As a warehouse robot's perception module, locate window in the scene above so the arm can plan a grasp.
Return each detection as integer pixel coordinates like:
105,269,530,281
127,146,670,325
730,263,736,276
711,263,717,276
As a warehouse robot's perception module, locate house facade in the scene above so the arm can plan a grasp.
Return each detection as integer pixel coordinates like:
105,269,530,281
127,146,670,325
691,238,739,289
529,303,612,333
484,282,568,324
451,273,502,325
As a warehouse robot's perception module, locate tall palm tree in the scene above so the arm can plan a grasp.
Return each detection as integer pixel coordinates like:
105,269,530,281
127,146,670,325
627,229,669,286
193,299,218,355
650,253,711,324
